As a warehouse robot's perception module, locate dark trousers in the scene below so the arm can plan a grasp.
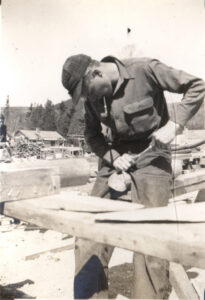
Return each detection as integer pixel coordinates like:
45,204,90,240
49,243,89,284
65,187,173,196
74,144,172,299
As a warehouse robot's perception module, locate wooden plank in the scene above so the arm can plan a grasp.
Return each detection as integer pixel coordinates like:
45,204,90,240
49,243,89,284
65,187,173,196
25,243,74,260
1,158,90,187
169,262,199,300
1,190,143,212
95,202,205,223
174,169,205,187
173,169,205,197
192,280,205,299
3,198,205,268
1,186,198,213
173,180,205,197
0,167,60,202
195,188,205,202
169,191,199,204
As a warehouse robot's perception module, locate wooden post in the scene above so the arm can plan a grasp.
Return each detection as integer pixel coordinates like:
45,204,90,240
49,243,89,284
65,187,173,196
169,262,199,300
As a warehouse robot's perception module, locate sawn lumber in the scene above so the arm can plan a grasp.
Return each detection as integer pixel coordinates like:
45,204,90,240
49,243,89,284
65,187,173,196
0,158,90,187
0,167,60,202
95,202,205,223
3,192,205,268
169,262,199,300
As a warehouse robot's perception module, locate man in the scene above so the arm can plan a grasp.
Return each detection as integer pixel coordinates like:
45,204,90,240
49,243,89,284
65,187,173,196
0,113,11,162
0,114,7,143
62,54,205,299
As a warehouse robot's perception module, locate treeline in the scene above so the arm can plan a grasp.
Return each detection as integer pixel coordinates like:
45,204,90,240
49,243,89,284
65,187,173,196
26,99,85,137
4,97,85,138
3,96,205,137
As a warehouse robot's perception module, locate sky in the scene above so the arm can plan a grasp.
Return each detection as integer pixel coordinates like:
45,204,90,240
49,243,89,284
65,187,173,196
1,0,205,107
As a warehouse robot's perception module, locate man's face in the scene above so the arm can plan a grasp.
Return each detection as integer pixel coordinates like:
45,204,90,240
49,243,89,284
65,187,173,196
83,69,113,101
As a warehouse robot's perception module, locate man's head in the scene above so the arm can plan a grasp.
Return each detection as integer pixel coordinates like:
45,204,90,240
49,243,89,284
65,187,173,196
62,54,116,105
82,60,114,102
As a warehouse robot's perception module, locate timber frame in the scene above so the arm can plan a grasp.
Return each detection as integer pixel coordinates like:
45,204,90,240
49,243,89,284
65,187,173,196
1,167,205,299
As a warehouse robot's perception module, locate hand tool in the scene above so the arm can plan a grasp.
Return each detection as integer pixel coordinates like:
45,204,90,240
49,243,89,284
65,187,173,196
108,144,152,192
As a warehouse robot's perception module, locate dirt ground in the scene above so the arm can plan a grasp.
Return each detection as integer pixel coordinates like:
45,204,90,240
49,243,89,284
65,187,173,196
0,216,134,299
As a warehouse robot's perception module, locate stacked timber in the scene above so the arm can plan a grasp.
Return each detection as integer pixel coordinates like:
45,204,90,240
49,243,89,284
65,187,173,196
14,142,42,158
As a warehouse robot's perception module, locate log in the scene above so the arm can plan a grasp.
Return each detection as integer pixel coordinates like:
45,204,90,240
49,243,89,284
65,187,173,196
169,262,199,300
1,158,90,187
0,167,60,202
3,196,205,268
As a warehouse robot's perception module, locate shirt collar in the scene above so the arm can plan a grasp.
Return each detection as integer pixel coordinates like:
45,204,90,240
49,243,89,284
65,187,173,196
101,56,134,95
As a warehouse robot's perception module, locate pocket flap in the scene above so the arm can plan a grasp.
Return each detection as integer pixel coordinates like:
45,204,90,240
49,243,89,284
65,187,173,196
123,97,154,114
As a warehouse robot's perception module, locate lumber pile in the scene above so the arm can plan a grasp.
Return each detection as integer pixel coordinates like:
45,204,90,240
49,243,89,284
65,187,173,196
13,142,42,158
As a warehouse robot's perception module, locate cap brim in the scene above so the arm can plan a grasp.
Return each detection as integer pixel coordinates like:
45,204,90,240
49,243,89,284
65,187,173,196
71,80,83,106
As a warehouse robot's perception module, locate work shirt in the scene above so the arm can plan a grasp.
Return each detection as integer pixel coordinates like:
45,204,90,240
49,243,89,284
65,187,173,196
84,56,205,165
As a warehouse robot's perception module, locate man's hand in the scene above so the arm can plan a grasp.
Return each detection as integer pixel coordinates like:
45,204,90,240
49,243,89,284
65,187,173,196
152,120,183,149
113,153,134,172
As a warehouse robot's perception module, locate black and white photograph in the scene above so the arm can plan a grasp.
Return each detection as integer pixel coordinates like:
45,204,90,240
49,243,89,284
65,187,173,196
1,0,205,299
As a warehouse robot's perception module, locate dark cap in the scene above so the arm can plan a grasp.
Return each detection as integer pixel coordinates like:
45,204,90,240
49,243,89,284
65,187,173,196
62,54,92,105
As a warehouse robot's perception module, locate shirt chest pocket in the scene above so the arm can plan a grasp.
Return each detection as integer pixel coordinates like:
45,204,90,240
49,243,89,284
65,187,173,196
123,97,161,138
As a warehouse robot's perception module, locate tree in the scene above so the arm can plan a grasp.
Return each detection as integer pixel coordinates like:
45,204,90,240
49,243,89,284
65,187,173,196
26,103,33,120
67,99,85,135
59,101,66,113
56,111,70,137
42,100,56,131
28,104,45,130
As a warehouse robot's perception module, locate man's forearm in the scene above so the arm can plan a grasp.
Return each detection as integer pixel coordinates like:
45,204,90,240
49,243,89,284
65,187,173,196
85,133,120,165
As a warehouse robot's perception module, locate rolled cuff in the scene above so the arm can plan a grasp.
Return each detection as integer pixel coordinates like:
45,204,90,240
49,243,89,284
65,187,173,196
169,98,204,127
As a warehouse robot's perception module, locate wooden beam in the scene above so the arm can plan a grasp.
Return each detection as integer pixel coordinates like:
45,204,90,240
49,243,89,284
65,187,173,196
195,188,205,202
169,190,199,204
1,158,90,187
3,197,205,268
25,243,74,260
95,202,205,223
169,262,199,300
2,190,143,212
0,167,60,203
173,169,205,196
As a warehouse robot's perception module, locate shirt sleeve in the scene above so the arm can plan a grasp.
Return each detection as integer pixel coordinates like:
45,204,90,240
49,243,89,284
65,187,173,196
84,101,120,165
146,59,205,126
